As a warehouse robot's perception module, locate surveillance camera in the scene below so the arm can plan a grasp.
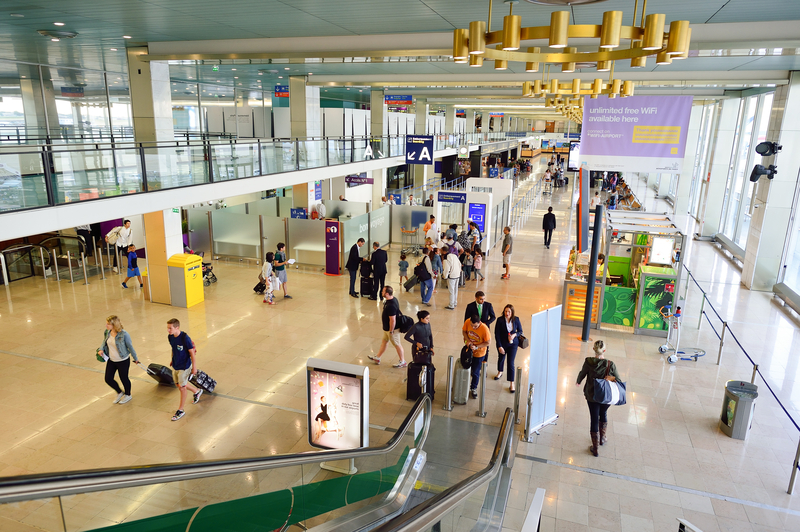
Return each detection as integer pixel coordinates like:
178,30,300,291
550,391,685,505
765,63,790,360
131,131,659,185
749,164,778,183
755,141,782,157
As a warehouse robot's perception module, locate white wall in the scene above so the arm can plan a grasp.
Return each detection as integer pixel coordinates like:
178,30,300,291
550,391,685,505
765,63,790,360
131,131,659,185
323,108,345,137
345,183,373,205
206,106,224,133
273,107,291,137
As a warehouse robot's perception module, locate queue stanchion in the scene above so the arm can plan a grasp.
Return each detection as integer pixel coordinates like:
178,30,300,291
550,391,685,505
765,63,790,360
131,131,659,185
98,244,106,280
443,356,454,411
716,321,727,365
788,439,800,494
66,251,75,283
514,366,522,424
697,293,706,330
476,360,487,418
751,364,759,384
81,252,90,285
52,250,59,281
39,247,47,280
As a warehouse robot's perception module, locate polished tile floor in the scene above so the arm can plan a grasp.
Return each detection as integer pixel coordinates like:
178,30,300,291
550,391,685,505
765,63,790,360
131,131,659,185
1,169,800,531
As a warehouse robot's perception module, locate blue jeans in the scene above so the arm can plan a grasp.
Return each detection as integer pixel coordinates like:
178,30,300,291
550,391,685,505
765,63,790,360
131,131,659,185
349,269,357,294
470,354,486,391
420,278,434,303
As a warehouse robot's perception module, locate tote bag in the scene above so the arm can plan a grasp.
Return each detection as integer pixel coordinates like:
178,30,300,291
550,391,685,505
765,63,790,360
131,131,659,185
592,362,626,405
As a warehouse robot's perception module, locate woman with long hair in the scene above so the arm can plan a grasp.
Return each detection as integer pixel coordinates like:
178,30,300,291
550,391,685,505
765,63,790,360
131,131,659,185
494,304,523,393
97,315,140,404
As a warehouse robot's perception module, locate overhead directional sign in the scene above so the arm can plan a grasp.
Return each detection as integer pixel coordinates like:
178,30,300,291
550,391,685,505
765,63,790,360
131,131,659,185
385,95,413,105
405,135,433,165
438,191,467,204
275,85,289,97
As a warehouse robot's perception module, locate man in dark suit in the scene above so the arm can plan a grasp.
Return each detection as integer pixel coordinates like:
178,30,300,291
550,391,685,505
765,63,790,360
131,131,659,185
346,238,365,298
464,291,496,331
368,241,388,300
543,206,556,249
424,194,434,207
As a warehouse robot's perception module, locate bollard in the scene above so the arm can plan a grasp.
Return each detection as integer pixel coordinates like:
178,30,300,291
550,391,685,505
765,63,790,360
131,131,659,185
751,364,758,384
522,383,535,442
67,252,75,283
476,360,487,418
788,439,800,494
716,321,727,365
98,244,106,280
81,252,90,285
39,247,47,280
52,250,60,281
0,253,8,286
697,293,706,330
513,366,522,424
443,356,454,411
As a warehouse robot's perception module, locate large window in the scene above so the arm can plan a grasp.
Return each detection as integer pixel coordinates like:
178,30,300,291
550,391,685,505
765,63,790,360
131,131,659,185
689,102,718,219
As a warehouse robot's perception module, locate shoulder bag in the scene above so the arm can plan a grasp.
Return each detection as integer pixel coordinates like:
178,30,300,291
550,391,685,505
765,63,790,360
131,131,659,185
592,361,626,405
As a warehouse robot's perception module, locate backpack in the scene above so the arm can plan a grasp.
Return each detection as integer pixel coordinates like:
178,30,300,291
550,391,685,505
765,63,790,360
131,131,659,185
457,231,471,250
414,261,431,282
106,226,123,245
460,345,473,369
397,313,414,334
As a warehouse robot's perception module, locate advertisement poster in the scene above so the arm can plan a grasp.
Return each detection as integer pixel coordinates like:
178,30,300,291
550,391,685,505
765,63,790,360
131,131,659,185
314,181,322,201
307,359,369,450
580,95,692,173
567,141,581,171
468,203,486,232
405,135,433,165
324,221,340,276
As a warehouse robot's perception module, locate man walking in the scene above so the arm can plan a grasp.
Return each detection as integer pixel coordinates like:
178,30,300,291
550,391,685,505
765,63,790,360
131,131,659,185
441,244,462,310
462,314,491,399
369,241,388,300
166,318,202,421
274,243,292,299
501,227,513,279
368,286,407,368
543,207,556,249
107,219,132,273
346,238,365,298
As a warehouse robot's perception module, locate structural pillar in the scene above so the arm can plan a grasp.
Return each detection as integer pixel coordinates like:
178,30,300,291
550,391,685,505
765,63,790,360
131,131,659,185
467,110,476,133
415,98,428,135
445,104,456,134
743,72,800,290
18,64,59,137
127,47,174,143
370,89,386,137
289,76,321,138
142,209,184,305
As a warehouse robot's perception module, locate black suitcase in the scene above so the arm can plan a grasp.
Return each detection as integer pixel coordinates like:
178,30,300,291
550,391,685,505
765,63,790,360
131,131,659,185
360,277,373,297
360,261,372,277
190,370,217,393
147,363,175,386
404,275,418,292
254,281,266,294
407,362,435,401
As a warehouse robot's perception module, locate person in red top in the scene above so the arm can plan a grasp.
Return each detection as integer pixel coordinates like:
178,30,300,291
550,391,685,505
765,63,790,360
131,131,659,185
462,314,491,399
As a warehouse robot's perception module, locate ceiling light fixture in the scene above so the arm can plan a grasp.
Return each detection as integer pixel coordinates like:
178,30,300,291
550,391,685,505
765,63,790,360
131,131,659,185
37,29,78,39
122,35,131,39
110,48,118,51
10,14,24,18
54,22,65,26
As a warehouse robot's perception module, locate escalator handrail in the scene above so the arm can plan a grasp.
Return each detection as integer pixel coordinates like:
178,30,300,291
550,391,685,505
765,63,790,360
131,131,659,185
36,235,87,255
0,394,432,504
370,407,515,532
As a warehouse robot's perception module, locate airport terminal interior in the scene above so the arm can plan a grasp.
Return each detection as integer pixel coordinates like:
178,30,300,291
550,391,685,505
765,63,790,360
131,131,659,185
4,1,800,531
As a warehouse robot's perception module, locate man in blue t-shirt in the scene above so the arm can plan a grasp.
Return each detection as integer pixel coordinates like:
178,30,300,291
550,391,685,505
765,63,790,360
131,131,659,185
167,318,202,421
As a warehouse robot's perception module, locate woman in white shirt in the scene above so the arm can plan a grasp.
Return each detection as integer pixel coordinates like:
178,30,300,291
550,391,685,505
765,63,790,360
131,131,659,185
97,315,141,404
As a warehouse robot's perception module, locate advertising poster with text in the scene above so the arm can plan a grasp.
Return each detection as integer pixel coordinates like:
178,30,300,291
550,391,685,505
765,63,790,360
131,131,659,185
308,369,363,450
579,95,692,173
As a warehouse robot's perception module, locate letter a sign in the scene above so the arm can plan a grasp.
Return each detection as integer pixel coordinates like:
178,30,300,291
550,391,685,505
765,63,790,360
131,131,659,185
406,135,434,166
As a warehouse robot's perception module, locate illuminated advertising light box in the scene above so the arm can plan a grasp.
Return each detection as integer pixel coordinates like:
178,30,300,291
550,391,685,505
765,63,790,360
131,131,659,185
567,141,581,171
306,359,369,450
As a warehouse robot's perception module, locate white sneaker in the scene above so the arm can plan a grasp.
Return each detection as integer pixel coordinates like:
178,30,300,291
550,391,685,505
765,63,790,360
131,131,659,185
112,267,119,273
113,392,124,404
119,394,132,404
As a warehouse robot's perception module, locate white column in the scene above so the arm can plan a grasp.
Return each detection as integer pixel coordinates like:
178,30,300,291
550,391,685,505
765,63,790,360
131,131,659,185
127,48,174,143
288,76,320,138
467,110,476,133
445,104,456,134
415,98,428,135
742,73,800,290
371,89,386,137
700,98,740,237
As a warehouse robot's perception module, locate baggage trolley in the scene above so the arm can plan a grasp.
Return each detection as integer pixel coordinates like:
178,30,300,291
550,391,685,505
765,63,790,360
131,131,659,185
658,305,705,363
401,227,422,256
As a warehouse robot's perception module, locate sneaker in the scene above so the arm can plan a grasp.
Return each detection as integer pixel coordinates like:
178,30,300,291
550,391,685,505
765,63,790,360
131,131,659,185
121,282,128,288
470,389,478,399
193,390,203,404
119,394,132,404
444,306,455,310
393,362,408,368
284,295,293,299
368,355,381,365
424,302,432,307
113,392,124,404
171,410,185,421
268,301,276,305
113,267,119,273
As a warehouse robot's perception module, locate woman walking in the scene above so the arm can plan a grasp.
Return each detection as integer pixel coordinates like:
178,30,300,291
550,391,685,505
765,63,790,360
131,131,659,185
494,304,523,393
261,252,276,304
97,315,141,404
576,340,622,456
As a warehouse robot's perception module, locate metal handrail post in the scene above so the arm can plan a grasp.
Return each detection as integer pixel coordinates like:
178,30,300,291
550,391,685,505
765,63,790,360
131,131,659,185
716,321,727,365
443,356,454,411
477,361,487,418
751,364,758,384
92,239,99,266
39,247,47,280
514,367,522,424
522,383,535,442
697,293,706,330
98,244,106,280
116,247,122,274
66,252,75,283
0,253,8,286
81,252,90,285
788,439,800,494
52,250,59,281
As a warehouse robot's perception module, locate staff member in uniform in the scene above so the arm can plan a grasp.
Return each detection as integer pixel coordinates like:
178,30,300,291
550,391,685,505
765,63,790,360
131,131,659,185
346,238,365,297
368,241,388,300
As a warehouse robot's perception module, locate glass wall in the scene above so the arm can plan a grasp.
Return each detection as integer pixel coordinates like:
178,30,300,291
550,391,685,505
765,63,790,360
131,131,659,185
689,102,718,219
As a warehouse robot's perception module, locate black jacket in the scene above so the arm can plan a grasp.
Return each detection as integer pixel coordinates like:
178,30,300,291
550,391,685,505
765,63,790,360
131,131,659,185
543,212,556,230
346,244,362,271
464,301,496,328
576,357,622,402
370,248,388,277
495,316,523,350
424,199,434,207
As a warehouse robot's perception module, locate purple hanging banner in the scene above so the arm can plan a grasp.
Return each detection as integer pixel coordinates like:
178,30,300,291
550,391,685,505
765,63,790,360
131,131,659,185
325,221,341,276
579,95,692,173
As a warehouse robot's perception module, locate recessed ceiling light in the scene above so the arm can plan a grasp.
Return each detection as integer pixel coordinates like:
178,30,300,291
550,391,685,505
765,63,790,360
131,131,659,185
110,48,118,51
308,72,313,76
54,22,65,26
231,68,236,71
122,35,131,39
234,76,238,79
10,14,24,18
258,72,263,75
21,76,26,78
278,76,283,79
284,67,290,70
51,38,59,42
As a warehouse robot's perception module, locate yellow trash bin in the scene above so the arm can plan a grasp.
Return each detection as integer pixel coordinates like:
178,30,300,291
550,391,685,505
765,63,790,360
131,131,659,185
167,254,204,308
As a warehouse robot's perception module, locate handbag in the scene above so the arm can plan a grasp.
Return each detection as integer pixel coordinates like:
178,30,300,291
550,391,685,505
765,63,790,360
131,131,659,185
592,361,626,405
96,350,107,363
518,334,530,349
258,273,265,283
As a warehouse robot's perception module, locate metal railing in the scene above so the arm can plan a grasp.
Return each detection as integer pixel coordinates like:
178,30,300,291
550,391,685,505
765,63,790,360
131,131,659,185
0,132,528,215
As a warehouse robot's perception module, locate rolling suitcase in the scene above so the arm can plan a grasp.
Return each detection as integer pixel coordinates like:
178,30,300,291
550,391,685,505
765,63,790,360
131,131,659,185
190,370,217,393
360,277,373,297
404,275,418,292
253,281,266,294
407,362,435,401
146,363,175,386
458,270,466,288
452,359,470,405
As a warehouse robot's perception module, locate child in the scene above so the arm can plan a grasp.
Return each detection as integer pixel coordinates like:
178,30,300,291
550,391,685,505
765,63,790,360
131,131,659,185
261,252,276,305
463,250,474,281
398,254,409,285
473,250,485,281
121,244,143,289
166,318,202,421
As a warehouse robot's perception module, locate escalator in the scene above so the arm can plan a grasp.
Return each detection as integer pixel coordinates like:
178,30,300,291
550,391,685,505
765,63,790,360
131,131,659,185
0,397,516,532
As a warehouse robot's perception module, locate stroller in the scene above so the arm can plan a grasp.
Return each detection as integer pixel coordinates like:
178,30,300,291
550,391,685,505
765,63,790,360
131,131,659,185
202,262,217,286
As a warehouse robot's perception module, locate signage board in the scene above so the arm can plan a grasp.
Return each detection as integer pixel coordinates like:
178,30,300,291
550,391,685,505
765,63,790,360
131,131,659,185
307,358,369,449
468,203,487,232
580,95,693,173
567,141,581,171
437,191,467,204
405,135,433,165
489,112,504,117
458,145,470,159
489,168,499,178
290,208,307,219
390,194,402,205
61,87,84,98
345,173,373,185
274,85,289,97
315,180,322,201
385,95,413,105
325,221,341,275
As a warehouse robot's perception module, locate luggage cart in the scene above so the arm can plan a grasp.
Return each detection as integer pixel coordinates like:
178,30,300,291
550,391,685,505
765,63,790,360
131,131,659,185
658,305,705,363
401,227,422,256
